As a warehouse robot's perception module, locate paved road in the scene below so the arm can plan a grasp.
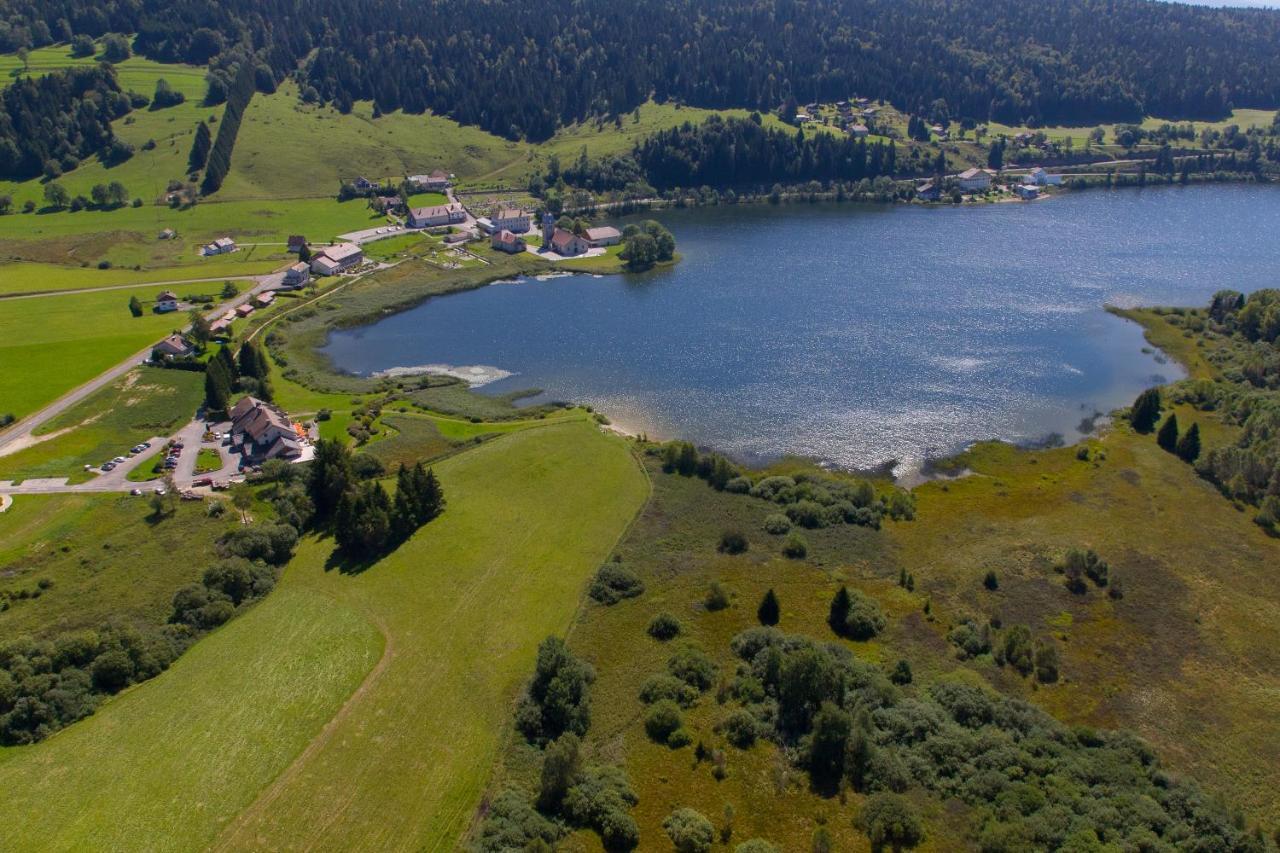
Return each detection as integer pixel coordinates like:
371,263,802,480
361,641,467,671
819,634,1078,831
0,275,263,302
0,270,285,459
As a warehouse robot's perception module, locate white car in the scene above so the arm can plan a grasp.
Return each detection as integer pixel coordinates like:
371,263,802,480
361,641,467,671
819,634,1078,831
113,456,126,464
130,488,143,496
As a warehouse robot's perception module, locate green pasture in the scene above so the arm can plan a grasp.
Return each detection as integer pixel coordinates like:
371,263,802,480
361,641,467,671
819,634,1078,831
0,261,269,296
0,287,198,423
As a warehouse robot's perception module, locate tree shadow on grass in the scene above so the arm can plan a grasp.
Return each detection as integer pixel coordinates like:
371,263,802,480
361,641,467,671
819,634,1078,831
323,547,382,575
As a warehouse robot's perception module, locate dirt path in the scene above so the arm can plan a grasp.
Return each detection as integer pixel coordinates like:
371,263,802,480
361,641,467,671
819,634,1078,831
0,275,262,302
208,611,395,852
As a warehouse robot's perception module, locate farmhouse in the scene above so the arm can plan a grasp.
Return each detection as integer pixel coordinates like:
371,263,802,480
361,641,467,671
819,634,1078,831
957,168,992,192
408,170,451,191
491,208,531,234
229,397,304,461
283,262,311,287
916,181,941,202
584,226,622,247
153,334,193,359
287,235,306,253
154,290,180,313
1027,167,1063,186
407,203,466,228
310,242,364,275
550,228,589,257
203,237,236,256
491,229,526,254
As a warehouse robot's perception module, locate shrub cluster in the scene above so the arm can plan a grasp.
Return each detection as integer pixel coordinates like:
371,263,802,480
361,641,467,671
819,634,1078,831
515,636,595,745
722,627,1256,849
589,562,644,605
828,586,887,640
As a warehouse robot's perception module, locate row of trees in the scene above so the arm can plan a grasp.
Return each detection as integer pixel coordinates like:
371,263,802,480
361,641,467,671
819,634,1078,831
199,63,254,195
6,0,1279,143
41,178,132,211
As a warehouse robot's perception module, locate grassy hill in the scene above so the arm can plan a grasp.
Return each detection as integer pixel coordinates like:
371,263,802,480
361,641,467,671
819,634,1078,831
0,419,648,850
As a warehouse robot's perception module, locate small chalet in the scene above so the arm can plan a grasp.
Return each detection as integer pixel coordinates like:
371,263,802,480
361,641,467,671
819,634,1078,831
210,318,232,336
153,334,193,359
916,181,941,202
283,262,311,287
443,231,472,245
584,226,622,247
407,203,466,228
205,237,236,255
848,124,870,138
155,290,180,313
310,242,364,276
491,208,531,234
373,196,399,214
255,291,276,308
229,397,303,461
1016,184,1040,200
353,177,376,192
286,235,307,253
235,303,255,318
550,228,589,257
491,229,526,254
957,168,992,192
158,228,176,240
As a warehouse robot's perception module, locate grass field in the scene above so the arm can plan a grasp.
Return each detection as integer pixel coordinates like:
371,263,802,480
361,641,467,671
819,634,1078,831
0,261,267,296
0,366,201,482
986,107,1278,146
0,289,199,423
0,420,648,850
0,493,239,638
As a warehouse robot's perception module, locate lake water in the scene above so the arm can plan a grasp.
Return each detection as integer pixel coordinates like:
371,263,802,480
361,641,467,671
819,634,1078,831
322,185,1280,476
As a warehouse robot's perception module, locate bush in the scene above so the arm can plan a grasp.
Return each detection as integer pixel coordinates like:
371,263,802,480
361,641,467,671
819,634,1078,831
983,570,998,590
736,841,779,853
664,808,716,853
647,611,682,641
589,562,645,605
515,636,595,744
668,643,718,691
718,529,748,554
646,701,683,742
781,532,808,559
889,659,913,685
834,589,885,640
786,499,828,528
762,513,791,535
858,793,924,851
720,708,760,748
704,581,730,612
640,673,700,707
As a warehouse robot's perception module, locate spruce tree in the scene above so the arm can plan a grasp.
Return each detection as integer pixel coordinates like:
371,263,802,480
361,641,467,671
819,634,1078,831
1176,422,1201,462
128,295,142,317
216,344,238,384
188,121,212,172
204,361,231,415
757,589,780,626
828,586,851,634
1129,388,1162,433
1157,413,1179,452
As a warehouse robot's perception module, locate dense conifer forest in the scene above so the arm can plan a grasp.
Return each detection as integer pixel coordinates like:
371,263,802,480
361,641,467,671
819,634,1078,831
1,0,1279,141
0,65,130,180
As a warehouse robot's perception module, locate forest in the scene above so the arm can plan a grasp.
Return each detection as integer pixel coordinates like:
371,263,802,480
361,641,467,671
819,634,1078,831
1,0,1279,142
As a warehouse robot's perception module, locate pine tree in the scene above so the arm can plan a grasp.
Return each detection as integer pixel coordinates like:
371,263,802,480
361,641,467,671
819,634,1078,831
828,586,851,633
1157,413,1179,452
188,121,212,172
216,344,238,384
1176,422,1201,462
1129,387,1162,433
237,338,269,380
204,360,231,415
757,589,780,626
128,295,142,317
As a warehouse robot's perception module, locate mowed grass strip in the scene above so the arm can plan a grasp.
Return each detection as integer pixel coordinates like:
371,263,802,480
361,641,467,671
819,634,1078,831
0,587,383,852
213,420,648,851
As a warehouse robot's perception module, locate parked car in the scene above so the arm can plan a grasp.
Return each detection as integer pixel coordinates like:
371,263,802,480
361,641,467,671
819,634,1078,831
153,487,166,495
101,462,116,471
193,477,213,487
113,456,126,464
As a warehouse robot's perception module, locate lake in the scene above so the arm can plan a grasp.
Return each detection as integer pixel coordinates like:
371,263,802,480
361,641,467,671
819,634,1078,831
322,185,1280,477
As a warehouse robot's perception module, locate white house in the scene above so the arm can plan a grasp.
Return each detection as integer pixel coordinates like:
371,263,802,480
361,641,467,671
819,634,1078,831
155,290,180,313
406,203,466,228
584,226,622,247
310,242,364,276
230,397,303,461
1016,183,1040,200
203,237,236,255
957,168,992,192
1027,167,1063,186
153,333,193,359
848,124,870,138
283,262,311,287
491,208,531,234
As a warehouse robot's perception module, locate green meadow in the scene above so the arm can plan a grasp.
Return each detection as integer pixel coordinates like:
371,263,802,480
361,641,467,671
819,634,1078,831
0,420,648,850
0,287,194,422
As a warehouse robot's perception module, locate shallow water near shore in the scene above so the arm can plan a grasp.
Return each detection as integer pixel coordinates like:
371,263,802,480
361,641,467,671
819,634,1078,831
322,185,1280,477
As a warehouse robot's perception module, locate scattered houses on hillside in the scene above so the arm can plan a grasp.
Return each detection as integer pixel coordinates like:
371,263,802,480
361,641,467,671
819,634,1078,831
584,226,622,247
229,396,304,461
310,242,364,276
491,229,526,254
152,333,194,359
155,290,180,313
407,203,466,228
202,237,236,256
283,261,311,288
